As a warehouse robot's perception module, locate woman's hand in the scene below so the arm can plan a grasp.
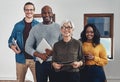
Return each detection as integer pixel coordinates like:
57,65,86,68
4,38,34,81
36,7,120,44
71,61,83,68
85,53,94,60
52,62,63,70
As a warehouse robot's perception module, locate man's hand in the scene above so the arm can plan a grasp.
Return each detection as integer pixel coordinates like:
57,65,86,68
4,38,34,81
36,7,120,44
11,45,21,54
45,49,53,56
34,52,48,61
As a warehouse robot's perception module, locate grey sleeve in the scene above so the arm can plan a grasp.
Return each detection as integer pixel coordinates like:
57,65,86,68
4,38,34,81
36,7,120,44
25,29,36,56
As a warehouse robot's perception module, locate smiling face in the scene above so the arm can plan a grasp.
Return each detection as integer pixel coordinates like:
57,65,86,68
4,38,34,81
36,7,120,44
24,4,35,19
41,6,53,24
61,21,74,37
85,26,94,42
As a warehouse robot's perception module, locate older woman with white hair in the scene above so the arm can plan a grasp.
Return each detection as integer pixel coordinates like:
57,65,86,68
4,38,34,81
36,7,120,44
52,20,85,82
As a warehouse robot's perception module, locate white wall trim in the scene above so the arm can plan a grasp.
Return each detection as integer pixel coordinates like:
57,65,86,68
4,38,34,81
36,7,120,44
107,77,120,80
0,77,120,80
0,77,16,80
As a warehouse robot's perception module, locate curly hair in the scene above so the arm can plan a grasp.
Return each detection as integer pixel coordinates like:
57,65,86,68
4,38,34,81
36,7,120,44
80,24,101,47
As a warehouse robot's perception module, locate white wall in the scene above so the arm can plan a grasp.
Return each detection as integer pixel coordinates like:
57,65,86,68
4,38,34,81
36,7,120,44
0,0,120,82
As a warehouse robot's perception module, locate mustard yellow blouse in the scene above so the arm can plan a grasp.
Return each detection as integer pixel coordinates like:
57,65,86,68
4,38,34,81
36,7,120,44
82,42,108,66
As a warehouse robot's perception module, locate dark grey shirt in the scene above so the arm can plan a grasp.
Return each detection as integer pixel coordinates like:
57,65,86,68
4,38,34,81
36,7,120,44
52,38,84,72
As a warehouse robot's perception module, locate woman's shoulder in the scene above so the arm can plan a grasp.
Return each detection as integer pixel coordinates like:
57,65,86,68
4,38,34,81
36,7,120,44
72,38,81,42
72,38,82,45
53,40,63,47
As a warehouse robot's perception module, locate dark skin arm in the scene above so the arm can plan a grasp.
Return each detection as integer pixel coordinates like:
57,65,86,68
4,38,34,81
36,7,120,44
34,48,53,61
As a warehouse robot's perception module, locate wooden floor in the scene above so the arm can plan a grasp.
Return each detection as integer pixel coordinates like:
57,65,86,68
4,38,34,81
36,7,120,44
0,80,32,82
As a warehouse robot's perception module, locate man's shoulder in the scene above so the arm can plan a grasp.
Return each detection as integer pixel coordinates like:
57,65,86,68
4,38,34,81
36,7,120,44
15,19,24,26
52,22,60,26
30,23,40,32
33,19,39,24
15,19,39,26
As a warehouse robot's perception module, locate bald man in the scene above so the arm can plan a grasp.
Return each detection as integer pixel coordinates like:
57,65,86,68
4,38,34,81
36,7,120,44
25,5,61,82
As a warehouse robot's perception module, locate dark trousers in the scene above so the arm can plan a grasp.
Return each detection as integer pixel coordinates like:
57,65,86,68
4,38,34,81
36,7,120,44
55,71,80,82
80,65,106,82
35,61,56,82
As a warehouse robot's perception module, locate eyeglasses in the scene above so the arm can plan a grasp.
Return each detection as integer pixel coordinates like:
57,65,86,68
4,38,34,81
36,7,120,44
62,26,72,30
24,9,35,12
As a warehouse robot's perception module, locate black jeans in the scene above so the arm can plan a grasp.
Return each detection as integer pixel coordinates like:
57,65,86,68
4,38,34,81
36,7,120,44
55,71,80,82
35,61,56,82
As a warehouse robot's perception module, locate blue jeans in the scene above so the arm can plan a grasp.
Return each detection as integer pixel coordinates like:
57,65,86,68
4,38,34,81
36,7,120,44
35,61,56,82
